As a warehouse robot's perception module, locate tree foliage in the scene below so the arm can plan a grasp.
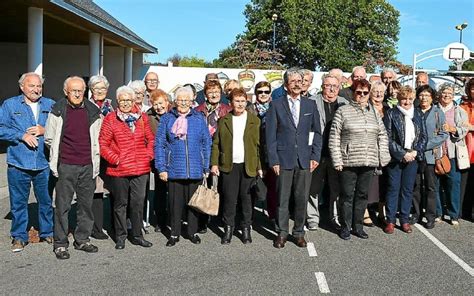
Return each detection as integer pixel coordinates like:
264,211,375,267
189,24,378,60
215,0,400,72
449,59,474,71
167,54,212,67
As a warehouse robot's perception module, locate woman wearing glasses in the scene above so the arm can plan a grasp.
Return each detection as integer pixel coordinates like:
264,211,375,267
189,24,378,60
383,86,427,234
88,75,116,240
329,79,391,240
155,86,211,246
99,86,155,249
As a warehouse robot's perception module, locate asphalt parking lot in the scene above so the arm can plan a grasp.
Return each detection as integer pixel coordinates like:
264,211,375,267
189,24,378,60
0,196,472,295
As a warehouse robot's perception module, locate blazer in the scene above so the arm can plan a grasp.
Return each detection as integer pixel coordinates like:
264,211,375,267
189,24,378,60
210,111,261,177
265,95,322,170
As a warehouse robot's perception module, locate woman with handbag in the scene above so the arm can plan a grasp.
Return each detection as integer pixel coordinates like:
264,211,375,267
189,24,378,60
211,88,262,244
437,83,469,226
155,86,211,246
99,86,155,249
383,86,427,234
411,85,448,229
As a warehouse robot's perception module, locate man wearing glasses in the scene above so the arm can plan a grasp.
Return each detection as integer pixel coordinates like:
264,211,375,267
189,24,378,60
307,74,348,230
45,76,102,259
144,71,160,107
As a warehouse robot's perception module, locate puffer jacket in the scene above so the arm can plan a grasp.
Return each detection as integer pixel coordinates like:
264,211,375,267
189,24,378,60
383,106,427,162
329,101,391,168
155,108,211,180
99,110,155,177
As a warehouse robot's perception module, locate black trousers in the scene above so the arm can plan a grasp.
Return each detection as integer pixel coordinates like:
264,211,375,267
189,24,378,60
461,166,474,219
153,173,168,227
276,167,311,238
109,174,148,241
54,164,95,248
412,161,437,222
221,163,254,228
339,167,373,232
168,179,201,237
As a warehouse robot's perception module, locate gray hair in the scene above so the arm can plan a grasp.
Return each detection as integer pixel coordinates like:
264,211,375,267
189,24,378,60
174,86,194,101
116,85,136,101
321,74,340,88
437,83,455,96
301,69,314,79
381,67,396,77
88,75,110,89
63,76,86,91
283,67,304,85
352,66,366,74
128,80,146,92
370,80,387,93
18,72,44,86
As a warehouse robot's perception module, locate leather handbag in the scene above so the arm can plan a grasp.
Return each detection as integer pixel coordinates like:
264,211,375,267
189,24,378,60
434,148,451,175
251,176,267,202
433,111,451,175
188,176,220,216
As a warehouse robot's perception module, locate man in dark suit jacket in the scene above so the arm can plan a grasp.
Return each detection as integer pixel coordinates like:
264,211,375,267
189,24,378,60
266,67,322,248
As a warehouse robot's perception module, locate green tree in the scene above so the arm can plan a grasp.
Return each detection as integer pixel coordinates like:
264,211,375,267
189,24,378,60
167,54,212,67
449,59,474,71
216,0,400,72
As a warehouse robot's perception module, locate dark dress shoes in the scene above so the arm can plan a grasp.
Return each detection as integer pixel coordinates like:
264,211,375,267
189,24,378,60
91,230,109,240
115,239,125,250
154,225,161,233
295,237,307,248
339,228,351,240
166,236,179,247
273,236,287,248
54,247,70,260
425,220,435,229
190,234,201,244
221,226,234,245
352,229,369,239
409,215,419,225
73,241,98,253
241,227,252,244
130,237,153,247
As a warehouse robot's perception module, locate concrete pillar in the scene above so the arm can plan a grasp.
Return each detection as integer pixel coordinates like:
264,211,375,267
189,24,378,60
28,7,43,75
124,47,133,85
89,33,103,76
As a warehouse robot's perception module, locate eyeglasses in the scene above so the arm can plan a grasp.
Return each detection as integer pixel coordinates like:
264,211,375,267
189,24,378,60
256,90,271,95
441,91,453,96
355,91,369,96
135,92,145,96
206,91,220,96
323,84,339,89
288,80,302,85
118,99,133,104
92,87,107,92
145,79,159,84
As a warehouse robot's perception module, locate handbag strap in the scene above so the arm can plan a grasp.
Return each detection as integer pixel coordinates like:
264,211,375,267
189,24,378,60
211,175,218,190
433,109,446,158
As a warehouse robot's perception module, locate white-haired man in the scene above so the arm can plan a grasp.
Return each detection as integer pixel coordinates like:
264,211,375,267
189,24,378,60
339,66,367,100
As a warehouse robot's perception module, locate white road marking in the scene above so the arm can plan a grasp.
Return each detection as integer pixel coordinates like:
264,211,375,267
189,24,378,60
314,272,330,293
414,224,474,277
307,242,318,257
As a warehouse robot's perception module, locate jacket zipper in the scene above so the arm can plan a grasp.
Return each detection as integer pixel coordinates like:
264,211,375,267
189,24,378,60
185,137,190,178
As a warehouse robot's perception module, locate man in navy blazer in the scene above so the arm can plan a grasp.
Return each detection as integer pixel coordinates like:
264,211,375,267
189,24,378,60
266,67,322,248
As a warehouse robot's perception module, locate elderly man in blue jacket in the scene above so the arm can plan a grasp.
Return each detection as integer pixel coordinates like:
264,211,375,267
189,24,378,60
266,67,322,248
0,72,55,252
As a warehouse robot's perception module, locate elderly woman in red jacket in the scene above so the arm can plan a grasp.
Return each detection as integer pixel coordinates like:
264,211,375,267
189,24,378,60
99,85,155,250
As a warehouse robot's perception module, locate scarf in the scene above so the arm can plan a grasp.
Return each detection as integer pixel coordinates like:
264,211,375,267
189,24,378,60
254,102,270,119
387,97,398,108
397,105,416,149
440,102,454,113
117,109,141,132
171,113,188,140
206,102,219,136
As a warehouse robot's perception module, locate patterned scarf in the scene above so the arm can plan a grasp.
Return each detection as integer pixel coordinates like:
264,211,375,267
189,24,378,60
254,102,270,119
171,113,188,140
206,102,219,136
117,109,141,132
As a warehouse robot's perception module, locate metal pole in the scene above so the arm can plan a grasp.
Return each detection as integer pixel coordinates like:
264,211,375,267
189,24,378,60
460,29,463,43
272,21,276,51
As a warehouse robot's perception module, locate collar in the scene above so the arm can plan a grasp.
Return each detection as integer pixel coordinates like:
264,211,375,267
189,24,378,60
287,94,301,102
66,100,85,109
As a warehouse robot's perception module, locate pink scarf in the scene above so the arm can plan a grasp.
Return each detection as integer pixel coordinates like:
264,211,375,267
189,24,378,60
171,113,188,140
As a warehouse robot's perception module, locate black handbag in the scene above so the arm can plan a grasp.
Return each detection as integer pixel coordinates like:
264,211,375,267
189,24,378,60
251,176,267,202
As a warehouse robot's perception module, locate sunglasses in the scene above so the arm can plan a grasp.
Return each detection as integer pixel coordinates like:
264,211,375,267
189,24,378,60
355,90,369,96
256,90,271,95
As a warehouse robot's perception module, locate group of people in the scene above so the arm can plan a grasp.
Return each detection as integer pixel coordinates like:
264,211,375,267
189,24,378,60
1,67,473,259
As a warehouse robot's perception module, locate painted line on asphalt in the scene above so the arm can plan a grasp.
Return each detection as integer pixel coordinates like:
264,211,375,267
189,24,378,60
307,242,317,257
414,224,474,277
314,272,330,293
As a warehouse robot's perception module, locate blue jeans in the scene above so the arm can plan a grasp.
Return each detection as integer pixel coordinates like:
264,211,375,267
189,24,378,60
385,161,418,224
7,165,53,242
439,159,461,219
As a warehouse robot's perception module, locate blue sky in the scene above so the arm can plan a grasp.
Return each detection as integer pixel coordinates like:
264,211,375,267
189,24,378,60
95,0,474,71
